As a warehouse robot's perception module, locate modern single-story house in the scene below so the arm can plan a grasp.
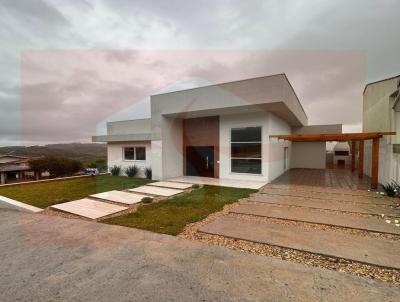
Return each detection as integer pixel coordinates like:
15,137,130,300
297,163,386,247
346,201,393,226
363,74,400,185
93,74,344,183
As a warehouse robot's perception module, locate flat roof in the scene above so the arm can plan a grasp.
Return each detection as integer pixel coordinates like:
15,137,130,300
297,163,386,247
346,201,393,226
152,73,308,120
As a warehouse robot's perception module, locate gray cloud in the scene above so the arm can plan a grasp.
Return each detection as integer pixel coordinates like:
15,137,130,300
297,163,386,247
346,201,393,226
0,0,399,146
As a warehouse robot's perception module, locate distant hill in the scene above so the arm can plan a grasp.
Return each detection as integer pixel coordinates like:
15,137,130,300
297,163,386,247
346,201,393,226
0,143,107,165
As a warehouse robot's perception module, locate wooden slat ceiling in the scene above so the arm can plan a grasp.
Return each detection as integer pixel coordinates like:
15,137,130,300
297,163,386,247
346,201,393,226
269,132,396,142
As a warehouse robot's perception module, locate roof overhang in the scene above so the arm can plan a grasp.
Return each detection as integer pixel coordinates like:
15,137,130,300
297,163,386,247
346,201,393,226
270,132,396,142
92,133,151,143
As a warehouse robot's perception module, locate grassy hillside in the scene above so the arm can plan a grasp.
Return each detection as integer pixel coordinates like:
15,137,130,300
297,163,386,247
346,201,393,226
0,143,106,165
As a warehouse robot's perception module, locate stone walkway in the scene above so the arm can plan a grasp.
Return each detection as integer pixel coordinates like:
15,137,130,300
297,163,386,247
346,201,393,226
248,194,400,217
51,198,128,219
50,181,191,220
200,216,400,269
197,169,400,274
232,203,400,235
260,188,395,205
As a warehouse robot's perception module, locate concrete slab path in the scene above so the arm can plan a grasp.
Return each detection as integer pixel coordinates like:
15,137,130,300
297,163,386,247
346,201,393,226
1,210,399,301
200,216,400,269
148,181,193,190
266,184,384,197
51,198,127,219
90,190,148,205
129,185,183,197
248,194,400,217
232,203,400,235
260,188,395,205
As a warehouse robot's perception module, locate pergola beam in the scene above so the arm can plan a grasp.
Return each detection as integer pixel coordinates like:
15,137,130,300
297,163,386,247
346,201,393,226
269,132,395,142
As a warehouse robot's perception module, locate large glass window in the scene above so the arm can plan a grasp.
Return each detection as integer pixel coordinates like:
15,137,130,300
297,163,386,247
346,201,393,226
124,146,146,161
231,127,262,174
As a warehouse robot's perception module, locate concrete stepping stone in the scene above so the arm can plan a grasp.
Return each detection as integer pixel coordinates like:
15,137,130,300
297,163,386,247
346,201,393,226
267,184,385,198
51,198,127,219
260,188,395,205
128,185,183,197
232,203,400,235
148,181,193,190
200,216,400,269
248,194,400,217
90,190,149,205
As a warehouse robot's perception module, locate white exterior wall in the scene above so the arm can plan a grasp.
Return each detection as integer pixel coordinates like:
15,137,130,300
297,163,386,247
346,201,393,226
364,139,400,185
107,141,151,178
219,111,291,182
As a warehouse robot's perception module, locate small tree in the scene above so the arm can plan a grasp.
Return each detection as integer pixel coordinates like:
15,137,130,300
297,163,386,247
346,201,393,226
125,165,139,178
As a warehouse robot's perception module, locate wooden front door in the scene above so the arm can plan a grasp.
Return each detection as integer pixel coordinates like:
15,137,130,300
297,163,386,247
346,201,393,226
186,146,214,177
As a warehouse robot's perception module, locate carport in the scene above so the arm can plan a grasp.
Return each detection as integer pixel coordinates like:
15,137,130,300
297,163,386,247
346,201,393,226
270,132,396,189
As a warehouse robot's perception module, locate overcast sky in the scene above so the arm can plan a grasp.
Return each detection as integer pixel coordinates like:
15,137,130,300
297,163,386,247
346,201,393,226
0,0,399,146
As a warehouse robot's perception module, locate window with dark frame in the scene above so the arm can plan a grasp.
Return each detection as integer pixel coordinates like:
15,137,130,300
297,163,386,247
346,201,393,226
124,147,146,161
136,147,146,160
231,127,262,174
124,147,135,160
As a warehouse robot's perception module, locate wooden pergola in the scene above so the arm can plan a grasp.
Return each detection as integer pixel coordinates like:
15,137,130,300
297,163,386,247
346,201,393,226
269,132,396,189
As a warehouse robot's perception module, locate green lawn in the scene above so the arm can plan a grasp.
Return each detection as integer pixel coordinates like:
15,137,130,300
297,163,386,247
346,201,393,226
0,175,150,209
102,185,257,236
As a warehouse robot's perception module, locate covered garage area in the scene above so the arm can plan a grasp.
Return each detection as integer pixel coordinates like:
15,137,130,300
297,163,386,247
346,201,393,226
270,132,395,189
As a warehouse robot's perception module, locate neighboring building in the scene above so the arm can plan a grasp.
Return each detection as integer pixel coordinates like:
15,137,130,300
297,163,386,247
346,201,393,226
0,155,33,184
93,74,342,182
363,74,400,185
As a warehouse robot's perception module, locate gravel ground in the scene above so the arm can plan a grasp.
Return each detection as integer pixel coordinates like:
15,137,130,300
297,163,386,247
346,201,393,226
178,200,400,284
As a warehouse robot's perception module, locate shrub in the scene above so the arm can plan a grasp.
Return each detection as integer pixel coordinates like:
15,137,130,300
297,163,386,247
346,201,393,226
192,184,200,189
145,167,152,180
125,165,139,178
382,181,399,197
141,197,153,204
29,156,83,178
110,165,121,176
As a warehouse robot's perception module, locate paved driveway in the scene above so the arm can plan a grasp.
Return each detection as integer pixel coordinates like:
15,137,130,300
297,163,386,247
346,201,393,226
0,209,398,301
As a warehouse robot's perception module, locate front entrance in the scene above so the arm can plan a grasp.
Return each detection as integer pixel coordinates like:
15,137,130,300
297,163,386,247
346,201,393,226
186,146,214,177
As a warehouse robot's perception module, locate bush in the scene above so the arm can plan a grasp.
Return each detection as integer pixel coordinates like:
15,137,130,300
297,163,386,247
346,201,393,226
125,165,139,178
29,156,83,178
145,167,152,180
141,196,153,204
110,165,121,176
192,184,200,189
382,181,400,197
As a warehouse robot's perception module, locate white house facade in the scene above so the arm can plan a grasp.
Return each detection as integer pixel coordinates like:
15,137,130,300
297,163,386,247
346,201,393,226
93,74,342,182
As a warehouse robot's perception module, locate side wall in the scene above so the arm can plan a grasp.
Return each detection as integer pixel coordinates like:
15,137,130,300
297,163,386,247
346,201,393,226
291,142,326,169
107,141,152,178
